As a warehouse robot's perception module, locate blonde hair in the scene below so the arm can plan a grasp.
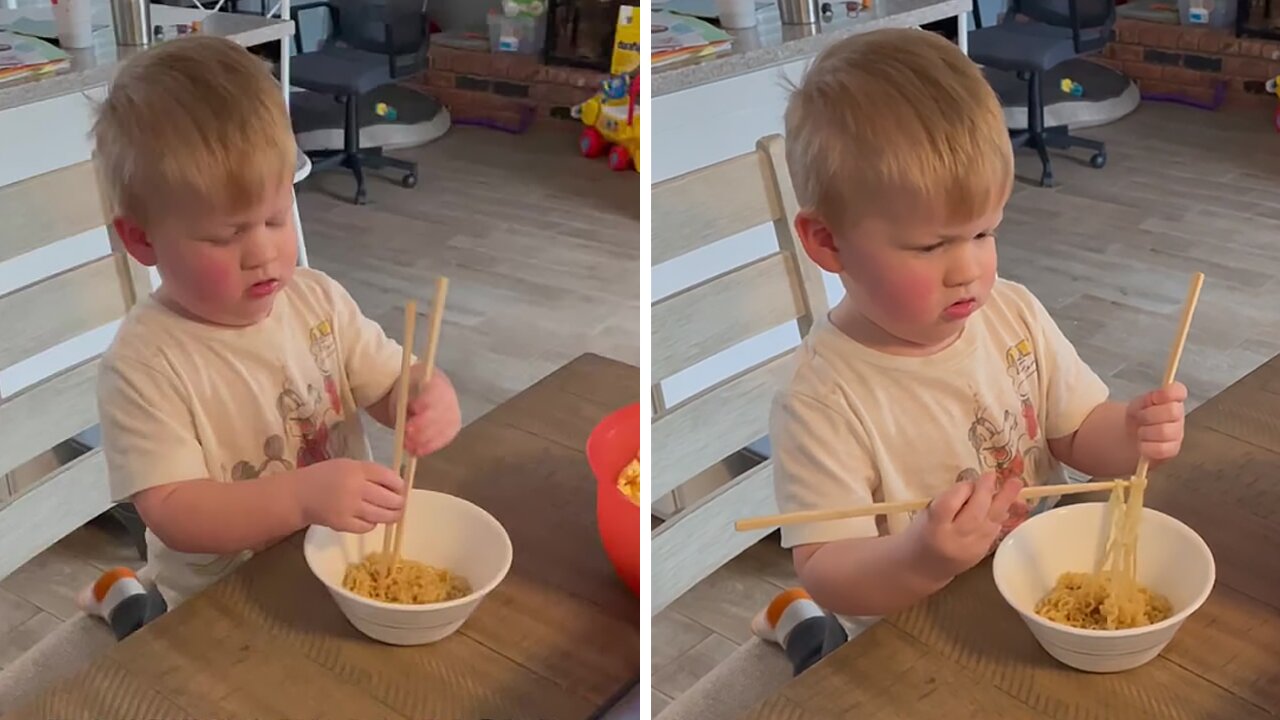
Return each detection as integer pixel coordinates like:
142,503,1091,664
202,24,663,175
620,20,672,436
784,28,1013,231
93,36,295,227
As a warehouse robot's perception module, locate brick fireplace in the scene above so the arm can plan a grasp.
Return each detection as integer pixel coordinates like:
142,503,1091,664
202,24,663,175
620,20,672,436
1095,18,1280,109
408,43,609,131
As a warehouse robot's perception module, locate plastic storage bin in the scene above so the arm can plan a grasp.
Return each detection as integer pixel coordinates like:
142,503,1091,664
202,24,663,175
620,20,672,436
1178,0,1236,28
487,11,546,54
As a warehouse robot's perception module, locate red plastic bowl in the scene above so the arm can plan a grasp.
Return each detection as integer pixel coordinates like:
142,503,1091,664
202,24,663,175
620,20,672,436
587,402,640,596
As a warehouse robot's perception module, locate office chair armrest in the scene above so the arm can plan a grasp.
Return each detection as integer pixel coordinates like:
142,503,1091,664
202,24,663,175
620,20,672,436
289,0,338,55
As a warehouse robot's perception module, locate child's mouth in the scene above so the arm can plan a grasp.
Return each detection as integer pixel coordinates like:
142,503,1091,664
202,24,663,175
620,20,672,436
247,279,279,298
944,298,977,320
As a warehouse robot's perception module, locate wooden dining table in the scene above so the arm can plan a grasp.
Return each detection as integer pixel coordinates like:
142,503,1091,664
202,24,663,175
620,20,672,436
9,353,640,720
743,354,1280,719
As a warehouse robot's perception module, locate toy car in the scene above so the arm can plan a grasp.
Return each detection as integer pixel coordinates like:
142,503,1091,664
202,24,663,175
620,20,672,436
573,71,640,172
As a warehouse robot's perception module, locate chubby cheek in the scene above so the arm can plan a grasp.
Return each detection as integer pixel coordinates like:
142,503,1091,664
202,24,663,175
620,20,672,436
178,248,244,303
858,257,942,325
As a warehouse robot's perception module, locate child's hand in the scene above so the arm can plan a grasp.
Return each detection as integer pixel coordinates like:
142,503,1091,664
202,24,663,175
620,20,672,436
296,459,405,533
399,365,461,457
909,472,1023,581
1126,382,1187,463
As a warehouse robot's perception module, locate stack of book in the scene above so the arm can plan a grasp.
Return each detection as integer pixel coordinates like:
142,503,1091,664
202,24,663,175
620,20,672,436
652,10,732,68
0,32,71,85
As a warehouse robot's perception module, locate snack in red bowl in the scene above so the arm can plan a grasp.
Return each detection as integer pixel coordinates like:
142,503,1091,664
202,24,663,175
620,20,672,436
587,402,640,595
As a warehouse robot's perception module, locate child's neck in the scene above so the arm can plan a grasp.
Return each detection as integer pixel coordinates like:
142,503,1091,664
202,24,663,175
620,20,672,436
153,287,262,329
828,298,963,358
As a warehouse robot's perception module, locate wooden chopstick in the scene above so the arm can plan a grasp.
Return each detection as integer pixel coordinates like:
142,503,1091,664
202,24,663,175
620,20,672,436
1109,271,1203,580
381,300,418,557
734,479,1131,532
1131,271,1203,495
391,277,449,562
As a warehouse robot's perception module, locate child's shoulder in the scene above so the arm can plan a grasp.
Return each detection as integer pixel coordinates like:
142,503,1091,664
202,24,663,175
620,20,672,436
777,320,861,407
285,266,342,303
981,277,1054,333
100,297,181,380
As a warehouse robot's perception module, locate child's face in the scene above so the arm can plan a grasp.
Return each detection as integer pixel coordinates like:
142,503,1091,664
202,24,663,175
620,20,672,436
117,179,299,327
801,202,1003,354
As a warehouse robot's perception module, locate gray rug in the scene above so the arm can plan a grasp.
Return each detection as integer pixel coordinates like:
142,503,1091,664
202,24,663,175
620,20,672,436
291,85,452,152
986,58,1140,130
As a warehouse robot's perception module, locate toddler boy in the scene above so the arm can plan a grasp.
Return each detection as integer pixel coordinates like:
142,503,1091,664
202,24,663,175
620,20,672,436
0,39,460,712
752,29,1187,675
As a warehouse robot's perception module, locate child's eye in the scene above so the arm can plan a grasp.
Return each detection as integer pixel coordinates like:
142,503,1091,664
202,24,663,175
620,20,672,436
916,241,946,253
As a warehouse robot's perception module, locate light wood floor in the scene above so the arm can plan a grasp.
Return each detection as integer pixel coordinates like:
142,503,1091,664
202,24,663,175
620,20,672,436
652,102,1280,713
0,123,638,676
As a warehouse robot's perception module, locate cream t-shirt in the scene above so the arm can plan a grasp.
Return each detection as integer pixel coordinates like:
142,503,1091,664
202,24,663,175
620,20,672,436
97,267,404,606
769,278,1110,635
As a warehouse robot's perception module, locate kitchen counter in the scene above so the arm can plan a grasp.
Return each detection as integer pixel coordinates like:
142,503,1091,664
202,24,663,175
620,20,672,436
0,1,292,112
653,0,970,96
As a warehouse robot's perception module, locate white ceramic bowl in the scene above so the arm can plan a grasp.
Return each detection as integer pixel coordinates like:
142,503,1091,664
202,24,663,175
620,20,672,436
992,501,1214,673
304,489,513,645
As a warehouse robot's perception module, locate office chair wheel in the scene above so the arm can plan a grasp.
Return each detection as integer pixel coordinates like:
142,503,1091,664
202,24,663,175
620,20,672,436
1089,152,1107,169
401,172,418,189
354,187,368,205
1039,170,1055,188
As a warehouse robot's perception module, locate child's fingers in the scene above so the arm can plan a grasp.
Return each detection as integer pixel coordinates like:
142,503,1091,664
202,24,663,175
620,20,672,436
342,517,376,535
358,501,401,525
954,472,996,527
929,480,976,524
1140,440,1182,461
408,385,432,414
1134,382,1188,411
987,477,1023,523
1133,401,1184,427
1137,422,1181,442
363,480,405,511
361,462,405,495
1157,381,1188,403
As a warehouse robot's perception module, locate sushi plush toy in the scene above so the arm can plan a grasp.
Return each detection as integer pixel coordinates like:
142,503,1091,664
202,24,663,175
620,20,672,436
77,567,168,640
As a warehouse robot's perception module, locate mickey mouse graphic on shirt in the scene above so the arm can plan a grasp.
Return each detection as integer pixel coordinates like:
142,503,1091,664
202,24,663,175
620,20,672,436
231,318,347,480
960,404,1035,539
953,337,1049,542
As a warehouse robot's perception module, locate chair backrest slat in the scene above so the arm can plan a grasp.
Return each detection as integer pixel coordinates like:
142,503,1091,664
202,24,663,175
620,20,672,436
0,359,101,478
0,162,108,266
652,352,792,499
0,256,129,371
652,252,805,381
651,151,781,266
652,461,778,615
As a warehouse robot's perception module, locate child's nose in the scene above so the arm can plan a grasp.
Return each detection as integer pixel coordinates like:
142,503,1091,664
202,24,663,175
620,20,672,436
241,229,279,268
945,246,982,287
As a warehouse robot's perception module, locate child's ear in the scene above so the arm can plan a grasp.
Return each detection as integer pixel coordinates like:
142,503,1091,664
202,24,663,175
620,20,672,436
794,210,843,274
112,217,157,267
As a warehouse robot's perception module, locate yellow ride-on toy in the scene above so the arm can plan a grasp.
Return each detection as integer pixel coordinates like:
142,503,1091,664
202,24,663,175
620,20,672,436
573,71,640,172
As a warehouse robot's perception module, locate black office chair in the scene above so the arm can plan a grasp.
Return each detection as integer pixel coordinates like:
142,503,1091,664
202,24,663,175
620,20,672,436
290,0,427,204
968,0,1113,187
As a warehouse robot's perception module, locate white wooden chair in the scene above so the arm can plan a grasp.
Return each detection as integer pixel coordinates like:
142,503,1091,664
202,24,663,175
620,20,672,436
0,160,151,582
651,135,829,717
651,133,829,615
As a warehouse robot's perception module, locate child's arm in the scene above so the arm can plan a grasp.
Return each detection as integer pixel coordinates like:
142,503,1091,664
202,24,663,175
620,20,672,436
131,459,405,555
1047,383,1187,478
793,472,1022,617
1012,284,1186,477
